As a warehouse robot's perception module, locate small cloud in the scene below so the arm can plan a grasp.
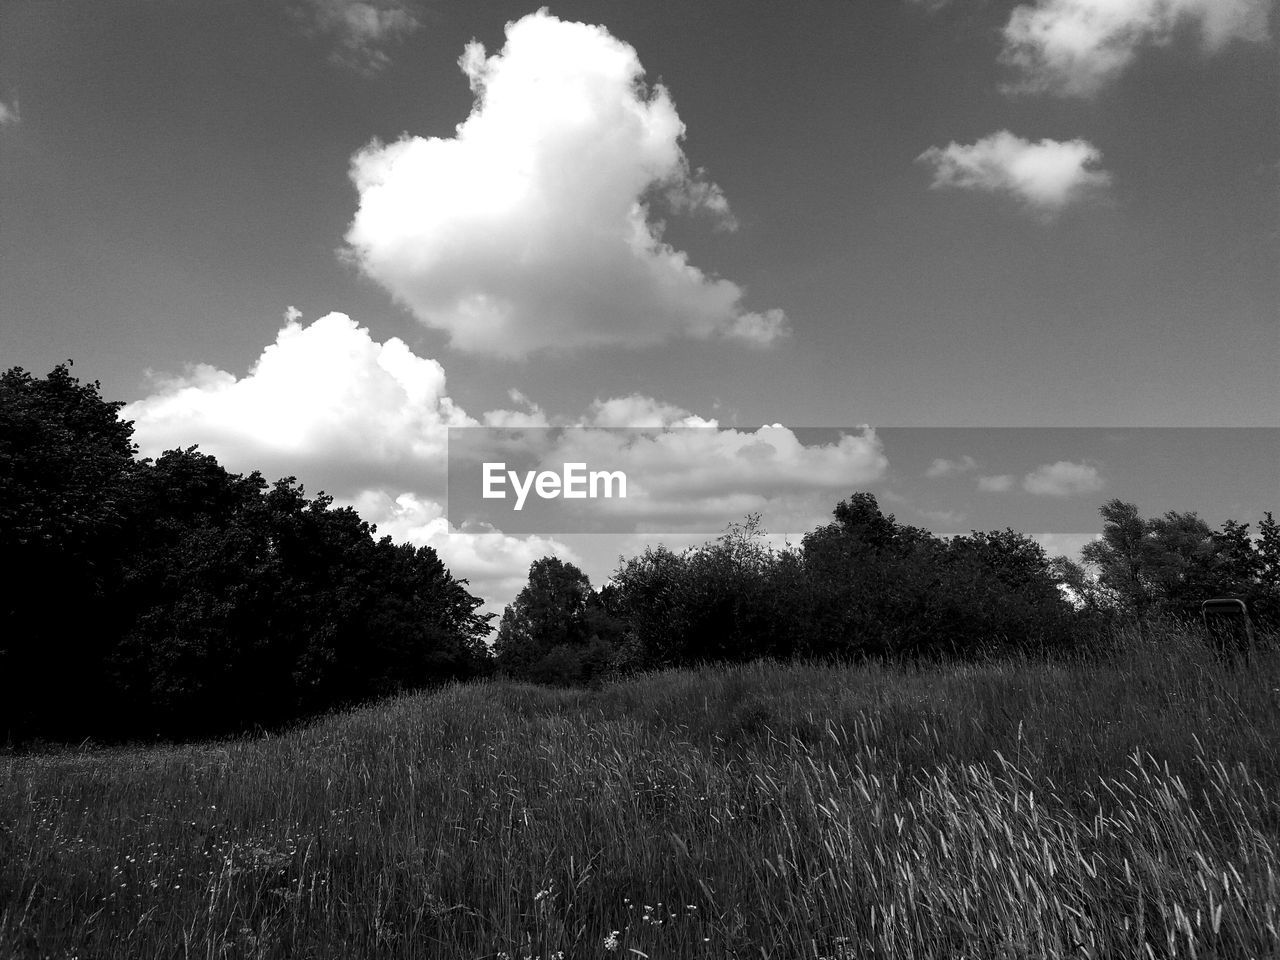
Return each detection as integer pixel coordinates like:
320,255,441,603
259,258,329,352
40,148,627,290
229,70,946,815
1001,0,1272,98
664,164,740,232
978,474,1016,492
926,454,978,478
482,388,550,428
583,394,717,429
1022,460,1104,496
284,305,303,322
918,130,1111,217
293,0,420,75
725,309,791,346
0,97,20,127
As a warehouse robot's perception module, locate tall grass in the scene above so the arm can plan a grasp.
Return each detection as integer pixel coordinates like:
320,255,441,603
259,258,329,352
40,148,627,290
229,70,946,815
2,624,1279,958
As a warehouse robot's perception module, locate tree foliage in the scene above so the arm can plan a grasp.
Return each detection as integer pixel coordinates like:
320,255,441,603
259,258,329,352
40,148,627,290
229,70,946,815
500,496,1080,681
1081,499,1280,630
494,557,621,685
498,493,1279,685
1,365,491,741
1,364,138,737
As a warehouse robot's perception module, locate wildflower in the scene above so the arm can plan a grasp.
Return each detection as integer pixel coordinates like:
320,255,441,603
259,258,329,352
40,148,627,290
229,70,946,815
603,931,620,952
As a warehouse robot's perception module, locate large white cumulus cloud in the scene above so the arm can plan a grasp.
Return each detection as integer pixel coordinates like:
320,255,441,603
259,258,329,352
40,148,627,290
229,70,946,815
1001,0,1272,97
343,9,788,356
126,311,472,495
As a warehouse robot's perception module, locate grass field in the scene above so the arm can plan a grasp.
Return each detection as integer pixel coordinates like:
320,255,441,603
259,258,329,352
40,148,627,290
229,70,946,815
3,626,1279,959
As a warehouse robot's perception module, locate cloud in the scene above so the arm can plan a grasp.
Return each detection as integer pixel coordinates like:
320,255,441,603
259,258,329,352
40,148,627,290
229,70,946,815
926,455,978,478
918,130,1111,216
1022,460,1105,496
343,9,787,357
582,394,718,429
978,474,1016,492
0,97,20,127
348,491,579,618
125,311,473,498
481,389,551,429
664,172,739,231
293,0,420,75
587,424,885,505
1001,0,1272,97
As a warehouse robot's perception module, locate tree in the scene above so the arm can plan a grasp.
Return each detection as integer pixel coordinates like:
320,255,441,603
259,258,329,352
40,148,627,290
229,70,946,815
1258,513,1280,594
113,458,492,735
943,529,1075,649
801,493,952,658
0,363,138,737
609,544,689,669
1210,519,1258,596
1081,500,1161,630
1078,500,1280,634
1251,513,1280,629
1143,511,1217,619
494,558,604,683
1,363,493,740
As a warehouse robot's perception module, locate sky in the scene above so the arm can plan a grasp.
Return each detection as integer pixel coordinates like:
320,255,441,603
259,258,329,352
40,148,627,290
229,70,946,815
1,0,1277,614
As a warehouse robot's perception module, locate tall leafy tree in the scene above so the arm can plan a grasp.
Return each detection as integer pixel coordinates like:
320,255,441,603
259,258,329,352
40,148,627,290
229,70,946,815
944,529,1075,649
1144,511,1217,620
1080,500,1161,629
494,557,617,684
0,363,138,736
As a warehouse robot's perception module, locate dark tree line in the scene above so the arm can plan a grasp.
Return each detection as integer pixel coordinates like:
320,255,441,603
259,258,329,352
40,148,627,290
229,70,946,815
1,364,491,742
9,362,1272,727
496,493,1280,685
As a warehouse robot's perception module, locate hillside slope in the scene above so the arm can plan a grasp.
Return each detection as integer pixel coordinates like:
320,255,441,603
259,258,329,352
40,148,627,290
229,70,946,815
3,628,1279,959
